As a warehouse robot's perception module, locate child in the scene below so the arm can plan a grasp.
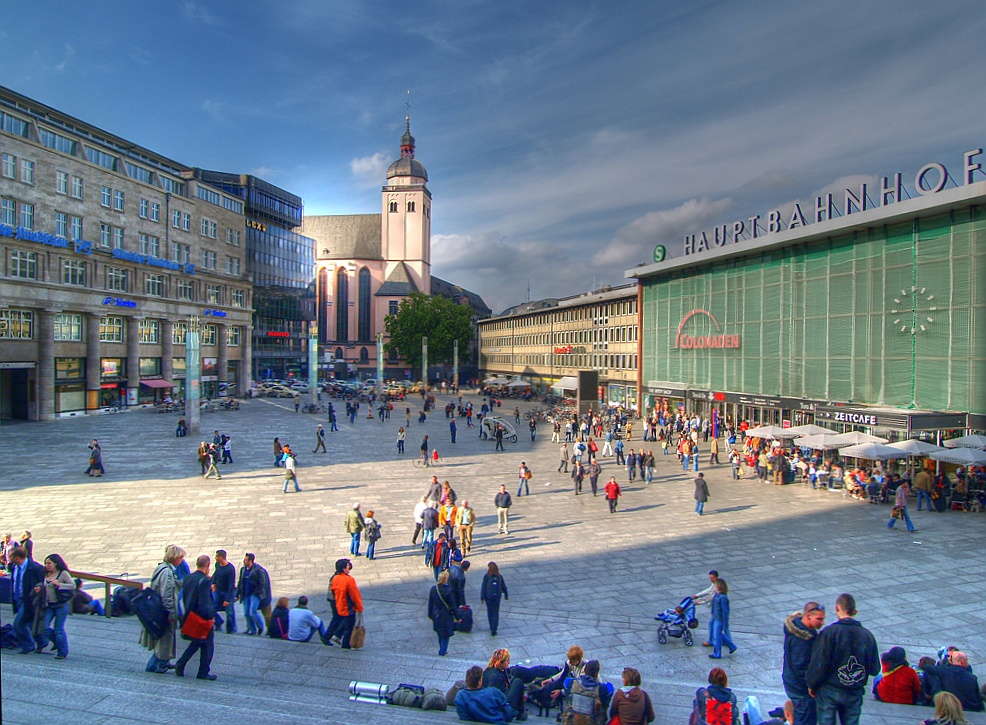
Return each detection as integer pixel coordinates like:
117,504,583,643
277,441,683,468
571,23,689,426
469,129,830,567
363,511,381,561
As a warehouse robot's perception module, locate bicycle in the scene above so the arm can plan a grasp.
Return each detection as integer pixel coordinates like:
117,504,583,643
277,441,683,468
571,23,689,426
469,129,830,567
413,451,443,468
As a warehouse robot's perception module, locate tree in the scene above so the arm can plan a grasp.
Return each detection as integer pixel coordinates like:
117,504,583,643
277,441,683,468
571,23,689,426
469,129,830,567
384,293,474,377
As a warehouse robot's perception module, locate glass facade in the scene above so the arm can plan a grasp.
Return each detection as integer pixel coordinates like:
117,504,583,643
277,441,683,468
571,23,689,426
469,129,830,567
641,207,986,415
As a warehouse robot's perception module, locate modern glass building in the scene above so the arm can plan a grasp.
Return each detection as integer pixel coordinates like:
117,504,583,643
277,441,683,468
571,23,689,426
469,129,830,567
628,154,985,438
191,171,315,382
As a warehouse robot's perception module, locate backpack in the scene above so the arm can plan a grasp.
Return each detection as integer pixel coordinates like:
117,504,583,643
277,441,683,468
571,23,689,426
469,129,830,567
486,574,501,600
365,520,381,542
562,678,604,725
689,687,735,725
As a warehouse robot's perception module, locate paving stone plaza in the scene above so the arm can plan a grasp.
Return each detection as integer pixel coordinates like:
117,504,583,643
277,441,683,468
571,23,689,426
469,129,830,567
1,395,984,724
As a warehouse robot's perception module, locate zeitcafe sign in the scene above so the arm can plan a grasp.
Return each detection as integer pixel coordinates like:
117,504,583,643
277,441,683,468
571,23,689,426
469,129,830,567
681,148,983,257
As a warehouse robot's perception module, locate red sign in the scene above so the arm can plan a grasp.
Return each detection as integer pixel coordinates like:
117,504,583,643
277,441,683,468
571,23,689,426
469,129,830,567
674,310,741,350
553,345,573,354
267,331,290,338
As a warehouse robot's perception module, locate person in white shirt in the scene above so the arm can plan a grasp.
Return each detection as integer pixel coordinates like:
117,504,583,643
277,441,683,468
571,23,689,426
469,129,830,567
287,596,328,643
693,570,720,648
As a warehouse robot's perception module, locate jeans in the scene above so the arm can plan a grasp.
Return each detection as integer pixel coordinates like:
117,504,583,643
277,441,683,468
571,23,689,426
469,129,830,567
350,532,361,556
366,541,376,560
422,527,435,549
517,478,529,496
40,603,69,657
244,594,264,635
486,598,501,635
213,592,237,633
915,489,931,511
682,454,691,471
175,628,214,678
437,634,450,656
146,652,171,672
732,463,739,479
710,618,736,657
325,611,356,647
12,600,37,652
293,621,328,642
646,466,654,483
695,500,705,515
783,689,817,725
887,505,915,532
815,684,863,725
693,455,700,472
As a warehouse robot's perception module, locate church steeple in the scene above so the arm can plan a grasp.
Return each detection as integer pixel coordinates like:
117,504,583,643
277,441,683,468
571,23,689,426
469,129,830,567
400,116,415,158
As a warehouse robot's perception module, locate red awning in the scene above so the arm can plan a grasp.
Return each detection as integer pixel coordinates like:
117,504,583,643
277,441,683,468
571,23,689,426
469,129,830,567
140,379,174,389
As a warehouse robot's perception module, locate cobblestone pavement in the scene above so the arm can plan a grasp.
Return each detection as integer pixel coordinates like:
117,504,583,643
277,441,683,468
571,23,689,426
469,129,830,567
1,395,984,724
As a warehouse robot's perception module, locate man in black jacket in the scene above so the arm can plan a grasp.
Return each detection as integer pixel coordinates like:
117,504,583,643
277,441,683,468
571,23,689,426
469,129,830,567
921,651,984,712
805,593,879,725
7,547,45,654
783,601,826,725
175,554,217,680
210,550,236,634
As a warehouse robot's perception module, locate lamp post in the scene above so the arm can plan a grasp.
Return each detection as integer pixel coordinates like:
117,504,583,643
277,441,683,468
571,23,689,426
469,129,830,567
421,335,428,391
187,315,201,436
376,333,384,390
453,339,459,392
308,320,318,407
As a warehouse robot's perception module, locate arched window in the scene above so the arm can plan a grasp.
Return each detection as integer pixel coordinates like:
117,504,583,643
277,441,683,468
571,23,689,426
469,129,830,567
335,347,344,360
389,201,398,213
407,201,415,212
360,347,369,363
358,267,371,341
336,268,349,342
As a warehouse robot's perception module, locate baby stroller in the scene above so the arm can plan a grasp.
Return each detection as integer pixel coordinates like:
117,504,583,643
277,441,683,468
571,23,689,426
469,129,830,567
655,596,698,646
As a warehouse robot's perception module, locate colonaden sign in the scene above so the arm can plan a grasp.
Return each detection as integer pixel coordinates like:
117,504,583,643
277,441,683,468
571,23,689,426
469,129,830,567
674,309,741,349
112,247,196,275
681,148,983,257
0,223,93,255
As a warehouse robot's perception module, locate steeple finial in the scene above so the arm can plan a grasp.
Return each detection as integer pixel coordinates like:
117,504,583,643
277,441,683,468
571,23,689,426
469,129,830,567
400,90,415,158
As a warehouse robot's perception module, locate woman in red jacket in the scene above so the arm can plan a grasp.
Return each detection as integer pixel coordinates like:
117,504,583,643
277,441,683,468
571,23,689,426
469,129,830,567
875,646,921,704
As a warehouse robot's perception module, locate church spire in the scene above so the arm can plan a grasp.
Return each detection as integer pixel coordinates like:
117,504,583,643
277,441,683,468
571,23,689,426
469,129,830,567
400,90,415,158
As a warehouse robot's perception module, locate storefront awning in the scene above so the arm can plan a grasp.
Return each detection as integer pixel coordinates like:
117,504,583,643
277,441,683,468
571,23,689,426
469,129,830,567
140,379,174,389
551,376,578,391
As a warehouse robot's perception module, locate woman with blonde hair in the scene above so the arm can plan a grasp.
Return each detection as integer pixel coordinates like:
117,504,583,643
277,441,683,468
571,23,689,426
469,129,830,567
922,691,970,725
427,569,456,656
482,648,526,720
139,544,186,673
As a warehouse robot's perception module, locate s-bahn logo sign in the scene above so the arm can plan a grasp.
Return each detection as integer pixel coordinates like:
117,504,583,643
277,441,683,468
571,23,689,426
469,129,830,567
674,309,741,350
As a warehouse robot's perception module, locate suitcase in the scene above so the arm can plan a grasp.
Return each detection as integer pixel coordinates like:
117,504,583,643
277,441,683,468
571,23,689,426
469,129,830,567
454,604,473,632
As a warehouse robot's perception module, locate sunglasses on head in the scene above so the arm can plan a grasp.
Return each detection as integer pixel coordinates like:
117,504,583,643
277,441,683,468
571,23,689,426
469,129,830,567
807,604,825,613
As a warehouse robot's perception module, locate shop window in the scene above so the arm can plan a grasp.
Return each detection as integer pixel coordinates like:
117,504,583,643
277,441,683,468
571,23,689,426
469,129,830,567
0,308,34,339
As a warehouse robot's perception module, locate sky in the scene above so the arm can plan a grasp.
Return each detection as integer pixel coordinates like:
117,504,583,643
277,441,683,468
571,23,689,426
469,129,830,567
3,1,984,313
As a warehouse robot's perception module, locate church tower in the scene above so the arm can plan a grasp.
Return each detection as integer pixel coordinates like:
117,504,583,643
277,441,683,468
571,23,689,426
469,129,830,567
382,114,431,294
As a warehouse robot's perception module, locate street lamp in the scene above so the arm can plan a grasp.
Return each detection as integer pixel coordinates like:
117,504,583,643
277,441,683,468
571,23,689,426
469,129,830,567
187,314,202,435
308,320,318,406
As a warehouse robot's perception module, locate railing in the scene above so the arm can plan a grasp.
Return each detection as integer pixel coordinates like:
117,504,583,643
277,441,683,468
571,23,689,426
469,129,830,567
69,570,142,618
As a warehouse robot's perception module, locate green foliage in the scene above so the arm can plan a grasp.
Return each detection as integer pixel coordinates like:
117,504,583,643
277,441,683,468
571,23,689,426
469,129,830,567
384,293,474,374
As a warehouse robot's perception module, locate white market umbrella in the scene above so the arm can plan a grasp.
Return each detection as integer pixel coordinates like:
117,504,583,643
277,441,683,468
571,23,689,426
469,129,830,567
832,431,888,446
794,433,847,450
887,439,947,457
745,425,789,440
942,434,986,450
838,443,906,461
506,379,531,388
483,377,504,385
929,447,986,466
786,424,836,438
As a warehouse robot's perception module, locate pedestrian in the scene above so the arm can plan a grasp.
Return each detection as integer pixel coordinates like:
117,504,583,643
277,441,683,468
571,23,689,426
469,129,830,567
427,531,452,581
313,424,327,453
571,460,585,495
609,666,656,725
708,579,737,659
428,570,457,656
694,472,710,516
86,439,104,477
197,441,210,476
294,394,300,413
558,442,570,473
140,544,185,672
587,457,602,496
235,553,271,636
421,499,439,550
530,418,537,441
273,437,283,467
363,510,381,561
887,480,917,533
281,452,300,493
494,485,512,535
695,570,720,649
782,601,825,725
204,444,222,479
805,593,880,725
220,435,233,464
411,495,428,546
480,561,508,636
211,550,237,634
457,499,476,554
420,435,430,466
346,502,366,556
626,449,637,482
605,476,622,513
174,554,217,680
397,426,406,454
176,416,187,438
517,461,531,496
7,547,44,654
450,418,457,444
494,423,505,452
324,558,362,649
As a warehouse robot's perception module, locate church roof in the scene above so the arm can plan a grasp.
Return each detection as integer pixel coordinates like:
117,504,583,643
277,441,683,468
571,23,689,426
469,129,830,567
431,276,492,318
386,156,428,181
375,262,420,296
301,214,382,260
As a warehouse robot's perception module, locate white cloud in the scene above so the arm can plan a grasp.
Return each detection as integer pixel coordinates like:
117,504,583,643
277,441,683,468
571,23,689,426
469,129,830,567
183,2,217,25
249,165,281,180
349,152,389,189
53,44,74,72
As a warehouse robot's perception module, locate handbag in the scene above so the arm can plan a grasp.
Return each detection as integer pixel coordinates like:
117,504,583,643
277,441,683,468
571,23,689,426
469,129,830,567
349,611,366,649
891,505,901,519
132,579,170,640
54,586,74,606
181,610,214,641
